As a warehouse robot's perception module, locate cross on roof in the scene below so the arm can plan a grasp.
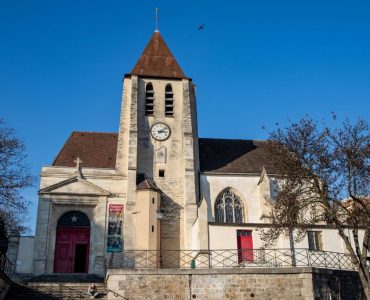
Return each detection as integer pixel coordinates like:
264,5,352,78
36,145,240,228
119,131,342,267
74,157,82,170
154,8,159,32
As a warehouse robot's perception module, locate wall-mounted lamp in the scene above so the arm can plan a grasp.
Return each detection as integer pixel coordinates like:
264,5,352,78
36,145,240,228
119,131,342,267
156,208,164,220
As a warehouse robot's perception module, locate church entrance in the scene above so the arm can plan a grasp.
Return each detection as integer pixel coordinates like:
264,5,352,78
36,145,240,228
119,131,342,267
237,230,253,263
54,211,90,273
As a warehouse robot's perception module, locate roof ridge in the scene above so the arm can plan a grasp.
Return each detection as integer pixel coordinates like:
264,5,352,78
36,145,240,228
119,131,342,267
199,137,268,142
72,131,118,135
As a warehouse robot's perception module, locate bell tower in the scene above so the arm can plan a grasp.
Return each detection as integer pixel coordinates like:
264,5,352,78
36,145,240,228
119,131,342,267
116,30,200,254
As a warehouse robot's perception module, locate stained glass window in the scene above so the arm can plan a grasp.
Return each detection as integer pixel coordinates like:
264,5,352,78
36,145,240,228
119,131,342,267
214,189,244,224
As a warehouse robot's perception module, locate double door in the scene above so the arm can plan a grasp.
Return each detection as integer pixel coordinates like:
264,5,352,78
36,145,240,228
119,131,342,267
54,227,90,273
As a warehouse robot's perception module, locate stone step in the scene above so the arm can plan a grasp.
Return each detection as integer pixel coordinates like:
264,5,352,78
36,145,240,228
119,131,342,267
25,274,105,283
6,275,108,300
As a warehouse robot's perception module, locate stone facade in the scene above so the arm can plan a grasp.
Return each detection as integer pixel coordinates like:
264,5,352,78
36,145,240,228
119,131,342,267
29,32,202,275
106,268,362,300
115,74,200,253
14,30,367,282
32,170,125,276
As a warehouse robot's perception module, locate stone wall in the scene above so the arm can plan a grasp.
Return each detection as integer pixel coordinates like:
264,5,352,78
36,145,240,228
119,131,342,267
312,268,364,299
15,236,34,274
106,268,363,300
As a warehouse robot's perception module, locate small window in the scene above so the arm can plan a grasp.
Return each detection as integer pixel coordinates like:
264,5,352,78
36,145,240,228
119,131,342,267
152,225,154,232
152,198,155,204
307,231,323,251
145,83,154,116
165,84,174,116
159,170,165,177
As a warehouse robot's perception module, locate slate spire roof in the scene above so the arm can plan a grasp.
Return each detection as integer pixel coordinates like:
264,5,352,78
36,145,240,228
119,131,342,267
130,31,187,79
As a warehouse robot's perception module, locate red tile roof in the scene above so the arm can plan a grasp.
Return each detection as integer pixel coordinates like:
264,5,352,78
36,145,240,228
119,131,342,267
130,32,187,79
136,173,160,191
52,132,275,174
53,132,118,169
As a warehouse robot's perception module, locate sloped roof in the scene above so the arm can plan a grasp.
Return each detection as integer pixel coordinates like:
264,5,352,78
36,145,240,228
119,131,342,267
130,32,187,79
136,173,160,191
198,138,275,174
52,132,275,174
53,131,118,169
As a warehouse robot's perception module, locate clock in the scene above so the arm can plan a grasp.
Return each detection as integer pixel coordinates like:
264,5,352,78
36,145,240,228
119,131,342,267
151,123,171,141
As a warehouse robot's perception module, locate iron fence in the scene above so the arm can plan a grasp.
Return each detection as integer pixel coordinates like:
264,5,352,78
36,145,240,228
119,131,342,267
109,248,356,271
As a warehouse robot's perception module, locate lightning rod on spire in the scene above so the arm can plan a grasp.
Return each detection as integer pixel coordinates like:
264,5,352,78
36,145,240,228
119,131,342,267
154,8,159,32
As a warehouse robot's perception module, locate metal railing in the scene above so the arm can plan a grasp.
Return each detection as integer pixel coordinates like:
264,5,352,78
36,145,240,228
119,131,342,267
108,248,356,271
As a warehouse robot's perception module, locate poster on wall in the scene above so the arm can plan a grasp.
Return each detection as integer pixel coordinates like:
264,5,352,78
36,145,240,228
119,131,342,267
107,204,123,253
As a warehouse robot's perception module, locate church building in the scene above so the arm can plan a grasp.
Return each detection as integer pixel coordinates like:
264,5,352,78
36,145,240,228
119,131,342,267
27,30,354,276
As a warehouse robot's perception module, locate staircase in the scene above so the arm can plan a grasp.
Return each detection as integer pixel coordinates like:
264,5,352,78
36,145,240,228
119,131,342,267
6,274,108,299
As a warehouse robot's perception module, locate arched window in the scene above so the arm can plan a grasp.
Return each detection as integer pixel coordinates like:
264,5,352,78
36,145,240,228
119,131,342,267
165,84,174,116
57,211,90,227
145,83,154,116
215,189,244,224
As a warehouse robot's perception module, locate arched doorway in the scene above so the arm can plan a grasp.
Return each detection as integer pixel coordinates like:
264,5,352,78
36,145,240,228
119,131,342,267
54,211,90,273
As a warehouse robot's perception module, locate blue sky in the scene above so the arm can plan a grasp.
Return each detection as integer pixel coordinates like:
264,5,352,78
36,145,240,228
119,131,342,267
1,1,370,233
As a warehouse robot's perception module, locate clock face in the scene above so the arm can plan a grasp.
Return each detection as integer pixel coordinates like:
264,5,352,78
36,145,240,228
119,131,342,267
151,123,171,141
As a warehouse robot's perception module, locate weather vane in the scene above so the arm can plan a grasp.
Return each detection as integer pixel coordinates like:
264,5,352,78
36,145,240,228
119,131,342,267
154,7,159,32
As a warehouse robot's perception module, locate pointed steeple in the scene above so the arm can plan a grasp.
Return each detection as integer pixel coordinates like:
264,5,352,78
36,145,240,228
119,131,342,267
130,32,187,79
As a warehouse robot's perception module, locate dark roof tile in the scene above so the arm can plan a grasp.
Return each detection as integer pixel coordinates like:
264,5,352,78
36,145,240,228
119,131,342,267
136,173,160,191
198,138,275,174
53,132,118,169
52,133,274,174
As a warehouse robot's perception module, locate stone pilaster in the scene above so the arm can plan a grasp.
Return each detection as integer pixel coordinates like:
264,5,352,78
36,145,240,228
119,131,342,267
182,79,199,249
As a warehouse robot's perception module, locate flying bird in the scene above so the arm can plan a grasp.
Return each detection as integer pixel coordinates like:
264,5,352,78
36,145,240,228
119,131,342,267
198,24,205,30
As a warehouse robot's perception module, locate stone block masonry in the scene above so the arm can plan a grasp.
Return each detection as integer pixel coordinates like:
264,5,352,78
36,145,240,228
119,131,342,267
312,268,364,299
106,268,364,300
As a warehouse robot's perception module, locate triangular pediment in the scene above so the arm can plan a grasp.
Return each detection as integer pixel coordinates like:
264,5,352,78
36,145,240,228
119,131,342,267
39,176,111,196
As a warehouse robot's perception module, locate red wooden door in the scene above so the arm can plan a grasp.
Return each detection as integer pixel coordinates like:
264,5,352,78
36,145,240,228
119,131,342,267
54,227,90,273
237,230,253,263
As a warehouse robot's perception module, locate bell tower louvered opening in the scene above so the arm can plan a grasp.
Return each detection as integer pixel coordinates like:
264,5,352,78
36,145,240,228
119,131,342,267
145,82,154,116
165,84,174,116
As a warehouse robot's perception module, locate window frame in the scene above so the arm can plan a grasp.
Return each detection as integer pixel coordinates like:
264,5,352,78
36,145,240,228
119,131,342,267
215,189,244,224
307,231,323,251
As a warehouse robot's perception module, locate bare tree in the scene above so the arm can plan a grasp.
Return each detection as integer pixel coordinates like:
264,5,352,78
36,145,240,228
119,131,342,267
0,119,34,238
261,117,370,298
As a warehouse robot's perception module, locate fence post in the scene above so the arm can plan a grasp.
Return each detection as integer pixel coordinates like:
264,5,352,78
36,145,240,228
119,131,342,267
274,250,278,268
337,253,341,269
306,249,310,267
